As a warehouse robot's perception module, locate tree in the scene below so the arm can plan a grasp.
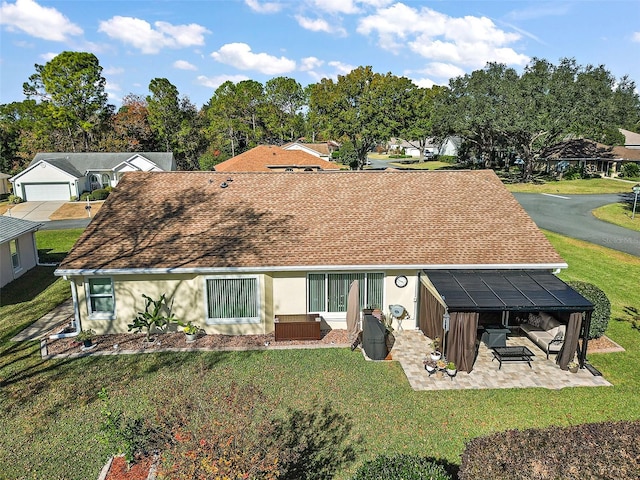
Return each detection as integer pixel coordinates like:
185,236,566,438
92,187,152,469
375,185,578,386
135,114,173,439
147,78,181,152
309,66,412,169
263,76,306,143
23,51,112,151
98,94,157,152
396,85,448,160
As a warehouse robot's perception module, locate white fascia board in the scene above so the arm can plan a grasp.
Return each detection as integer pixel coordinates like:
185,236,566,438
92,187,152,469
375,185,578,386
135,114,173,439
54,262,568,277
113,161,140,173
10,160,78,182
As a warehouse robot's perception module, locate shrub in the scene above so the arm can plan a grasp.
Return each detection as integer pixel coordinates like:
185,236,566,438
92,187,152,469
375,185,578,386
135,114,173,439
91,188,110,200
436,155,458,164
8,194,23,204
127,293,180,341
351,454,451,480
459,421,640,480
80,191,93,201
567,280,611,338
620,162,640,178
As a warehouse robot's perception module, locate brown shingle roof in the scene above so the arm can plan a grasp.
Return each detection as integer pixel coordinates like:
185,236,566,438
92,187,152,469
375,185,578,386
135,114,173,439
57,170,565,272
214,145,340,172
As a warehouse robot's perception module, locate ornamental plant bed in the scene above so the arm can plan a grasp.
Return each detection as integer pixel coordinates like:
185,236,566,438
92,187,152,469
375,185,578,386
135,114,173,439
102,455,155,480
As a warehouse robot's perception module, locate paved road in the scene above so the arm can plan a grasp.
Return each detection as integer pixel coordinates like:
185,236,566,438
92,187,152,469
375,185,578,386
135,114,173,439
513,193,640,257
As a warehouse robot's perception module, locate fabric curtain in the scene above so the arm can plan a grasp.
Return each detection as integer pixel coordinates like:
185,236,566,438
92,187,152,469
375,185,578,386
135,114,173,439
447,312,479,373
557,312,583,370
418,283,445,342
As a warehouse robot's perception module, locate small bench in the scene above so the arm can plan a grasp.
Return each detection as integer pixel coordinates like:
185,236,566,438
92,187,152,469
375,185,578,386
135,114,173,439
274,314,321,341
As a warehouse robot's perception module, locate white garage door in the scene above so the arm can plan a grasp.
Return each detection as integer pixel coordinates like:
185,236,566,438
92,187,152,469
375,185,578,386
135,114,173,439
23,183,71,201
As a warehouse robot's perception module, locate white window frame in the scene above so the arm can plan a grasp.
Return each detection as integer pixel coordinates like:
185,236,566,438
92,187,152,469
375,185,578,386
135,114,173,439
85,277,116,320
9,239,21,272
204,275,260,325
307,272,384,314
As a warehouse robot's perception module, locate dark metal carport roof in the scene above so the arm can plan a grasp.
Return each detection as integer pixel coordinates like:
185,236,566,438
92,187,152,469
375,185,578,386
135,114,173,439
425,270,594,312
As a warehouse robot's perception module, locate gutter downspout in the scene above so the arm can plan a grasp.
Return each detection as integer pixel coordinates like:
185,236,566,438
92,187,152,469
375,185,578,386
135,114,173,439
49,277,81,339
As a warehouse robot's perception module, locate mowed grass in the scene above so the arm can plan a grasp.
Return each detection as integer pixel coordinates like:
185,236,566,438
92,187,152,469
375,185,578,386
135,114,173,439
390,160,452,170
592,202,640,232
36,228,85,263
506,177,634,194
1,231,639,479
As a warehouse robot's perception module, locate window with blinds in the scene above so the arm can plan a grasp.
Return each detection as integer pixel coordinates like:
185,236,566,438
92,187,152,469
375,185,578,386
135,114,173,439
205,276,260,323
308,272,384,313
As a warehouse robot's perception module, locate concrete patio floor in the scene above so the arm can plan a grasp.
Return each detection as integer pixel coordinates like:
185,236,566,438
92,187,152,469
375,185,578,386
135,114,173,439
389,329,612,391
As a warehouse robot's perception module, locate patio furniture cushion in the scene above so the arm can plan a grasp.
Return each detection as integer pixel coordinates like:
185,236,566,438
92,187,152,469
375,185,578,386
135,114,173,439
520,312,565,358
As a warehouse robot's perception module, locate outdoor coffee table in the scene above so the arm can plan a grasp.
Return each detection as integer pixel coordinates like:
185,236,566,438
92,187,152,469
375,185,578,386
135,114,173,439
491,346,535,369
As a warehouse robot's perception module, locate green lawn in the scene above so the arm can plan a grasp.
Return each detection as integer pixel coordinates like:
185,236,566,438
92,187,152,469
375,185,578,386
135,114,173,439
36,228,85,263
505,177,635,194
390,160,452,170
592,202,640,232
1,231,639,479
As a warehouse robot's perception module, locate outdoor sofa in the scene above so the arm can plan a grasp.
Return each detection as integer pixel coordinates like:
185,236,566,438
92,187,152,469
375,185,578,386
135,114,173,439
520,312,566,358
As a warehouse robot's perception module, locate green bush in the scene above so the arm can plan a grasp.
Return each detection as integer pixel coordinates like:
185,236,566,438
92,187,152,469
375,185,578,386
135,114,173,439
459,421,640,480
567,281,611,338
351,454,451,480
435,155,458,164
90,188,110,200
79,191,93,201
620,162,640,178
8,194,23,204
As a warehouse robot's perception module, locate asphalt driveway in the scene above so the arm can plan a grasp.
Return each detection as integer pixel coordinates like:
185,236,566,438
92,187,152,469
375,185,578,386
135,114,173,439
513,193,640,257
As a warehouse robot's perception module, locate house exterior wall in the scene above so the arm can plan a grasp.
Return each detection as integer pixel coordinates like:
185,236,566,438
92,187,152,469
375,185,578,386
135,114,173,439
71,269,418,335
12,163,79,200
0,232,38,288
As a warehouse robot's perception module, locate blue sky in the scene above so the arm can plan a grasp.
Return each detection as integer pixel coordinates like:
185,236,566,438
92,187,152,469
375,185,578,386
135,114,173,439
1,0,639,109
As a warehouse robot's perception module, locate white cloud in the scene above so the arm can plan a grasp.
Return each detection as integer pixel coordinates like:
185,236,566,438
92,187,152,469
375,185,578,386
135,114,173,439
104,66,125,75
211,43,296,75
173,60,197,70
305,60,355,82
98,16,209,54
244,0,283,14
632,32,640,42
309,0,360,15
295,15,332,33
196,74,250,89
39,52,58,62
420,62,466,79
358,3,529,68
300,56,324,71
411,77,437,89
295,15,347,36
0,0,82,41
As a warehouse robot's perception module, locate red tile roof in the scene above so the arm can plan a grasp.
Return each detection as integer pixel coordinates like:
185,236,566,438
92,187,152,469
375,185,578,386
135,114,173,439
58,170,565,272
215,145,340,172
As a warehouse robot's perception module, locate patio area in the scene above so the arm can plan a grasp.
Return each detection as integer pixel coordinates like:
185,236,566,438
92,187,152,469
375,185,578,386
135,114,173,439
389,329,612,391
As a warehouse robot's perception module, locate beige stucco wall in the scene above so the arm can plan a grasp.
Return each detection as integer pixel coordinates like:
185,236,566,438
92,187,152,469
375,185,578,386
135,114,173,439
0,233,39,288
71,270,419,335
74,273,275,336
13,162,78,198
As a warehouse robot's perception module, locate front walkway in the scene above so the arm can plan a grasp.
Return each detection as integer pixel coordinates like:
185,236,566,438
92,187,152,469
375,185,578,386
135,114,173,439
390,329,612,390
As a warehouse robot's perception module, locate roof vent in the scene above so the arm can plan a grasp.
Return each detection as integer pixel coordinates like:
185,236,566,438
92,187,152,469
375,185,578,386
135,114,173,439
226,177,233,182
220,182,228,188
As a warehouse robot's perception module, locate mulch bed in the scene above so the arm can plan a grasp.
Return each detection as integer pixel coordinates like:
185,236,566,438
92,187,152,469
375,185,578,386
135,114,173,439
103,455,155,480
45,329,351,356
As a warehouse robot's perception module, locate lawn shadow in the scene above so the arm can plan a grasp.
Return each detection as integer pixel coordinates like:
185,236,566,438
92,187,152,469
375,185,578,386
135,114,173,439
0,266,58,306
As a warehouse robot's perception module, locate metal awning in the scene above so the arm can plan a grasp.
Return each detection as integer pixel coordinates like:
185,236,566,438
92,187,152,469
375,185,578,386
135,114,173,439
425,270,593,312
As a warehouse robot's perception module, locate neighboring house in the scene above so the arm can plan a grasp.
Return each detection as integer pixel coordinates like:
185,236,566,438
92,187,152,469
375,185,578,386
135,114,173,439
539,139,640,176
0,173,11,197
215,145,341,172
438,136,462,157
0,216,43,288
619,128,640,149
388,139,421,157
54,169,594,370
9,152,176,202
281,141,338,159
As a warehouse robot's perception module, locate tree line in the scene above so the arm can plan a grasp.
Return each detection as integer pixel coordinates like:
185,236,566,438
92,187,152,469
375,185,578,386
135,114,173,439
1,51,639,178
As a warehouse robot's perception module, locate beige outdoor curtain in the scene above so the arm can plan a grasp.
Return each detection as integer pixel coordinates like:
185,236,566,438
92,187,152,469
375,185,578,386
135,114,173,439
557,312,583,370
447,312,479,373
418,282,445,343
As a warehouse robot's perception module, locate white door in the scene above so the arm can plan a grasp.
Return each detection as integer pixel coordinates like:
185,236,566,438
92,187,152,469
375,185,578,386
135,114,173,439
23,183,71,201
